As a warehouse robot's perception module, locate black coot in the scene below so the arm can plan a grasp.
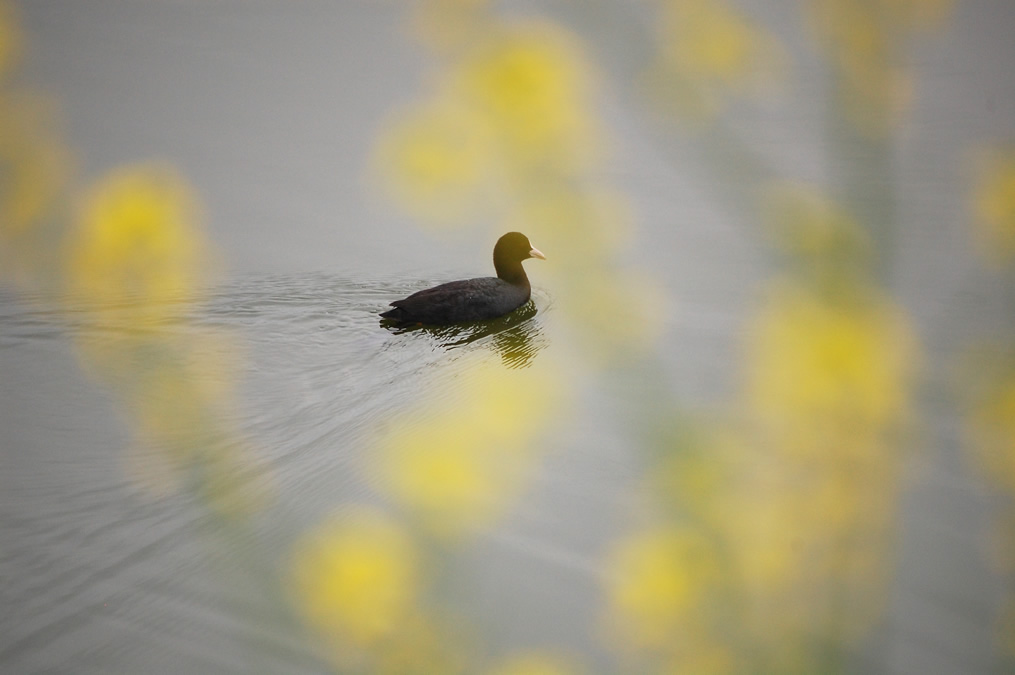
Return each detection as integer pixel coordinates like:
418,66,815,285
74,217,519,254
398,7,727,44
380,232,546,326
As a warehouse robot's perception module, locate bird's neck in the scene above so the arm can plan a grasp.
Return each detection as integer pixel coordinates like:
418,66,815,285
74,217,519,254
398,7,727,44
495,261,529,286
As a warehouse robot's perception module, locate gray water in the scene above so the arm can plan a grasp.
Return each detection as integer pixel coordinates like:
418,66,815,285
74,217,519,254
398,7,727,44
4,1,1015,673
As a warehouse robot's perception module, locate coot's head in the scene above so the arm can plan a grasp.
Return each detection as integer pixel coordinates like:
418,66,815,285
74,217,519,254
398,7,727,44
493,232,545,283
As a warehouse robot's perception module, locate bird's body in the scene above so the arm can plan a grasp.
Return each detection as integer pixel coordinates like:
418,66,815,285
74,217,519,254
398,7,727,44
380,232,545,326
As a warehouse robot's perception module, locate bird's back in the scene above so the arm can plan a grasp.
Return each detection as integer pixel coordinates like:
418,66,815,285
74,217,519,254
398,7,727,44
380,276,530,325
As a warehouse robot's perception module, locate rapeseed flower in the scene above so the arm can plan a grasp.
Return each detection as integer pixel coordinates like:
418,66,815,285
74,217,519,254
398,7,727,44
67,163,209,322
603,527,716,651
289,508,419,649
451,22,599,172
374,99,496,227
972,148,1015,264
375,361,561,537
743,279,915,459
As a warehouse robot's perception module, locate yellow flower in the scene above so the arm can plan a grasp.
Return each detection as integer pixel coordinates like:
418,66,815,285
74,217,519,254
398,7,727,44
650,0,784,122
743,280,916,458
373,98,496,227
0,95,69,286
452,22,599,171
67,163,210,322
376,361,561,536
650,427,735,524
662,0,780,88
972,148,1015,264
0,0,23,80
662,640,741,675
374,611,471,675
561,270,666,361
859,0,953,31
761,182,871,263
806,0,952,134
289,508,419,648
603,527,716,651
412,0,492,53
727,491,805,592
968,370,1015,495
507,189,632,264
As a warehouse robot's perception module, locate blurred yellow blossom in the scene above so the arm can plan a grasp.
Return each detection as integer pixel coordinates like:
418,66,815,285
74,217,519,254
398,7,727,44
649,426,735,524
603,527,716,651
642,416,896,663
806,0,952,134
67,163,210,321
623,272,917,664
0,96,68,238
376,361,562,537
967,367,1015,496
451,22,600,172
881,0,954,27
663,0,783,89
0,0,22,80
648,0,785,122
507,189,632,263
972,147,1015,264
660,639,742,675
762,182,871,267
412,0,492,53
561,271,666,362
743,279,916,459
714,276,915,654
0,93,70,289
374,99,496,227
375,19,605,228
374,612,471,675
289,508,419,649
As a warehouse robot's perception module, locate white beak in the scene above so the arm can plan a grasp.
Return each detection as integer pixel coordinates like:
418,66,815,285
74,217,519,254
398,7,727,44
529,247,546,260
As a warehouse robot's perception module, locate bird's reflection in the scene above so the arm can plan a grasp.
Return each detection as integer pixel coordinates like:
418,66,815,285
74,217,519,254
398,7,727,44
380,300,547,368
